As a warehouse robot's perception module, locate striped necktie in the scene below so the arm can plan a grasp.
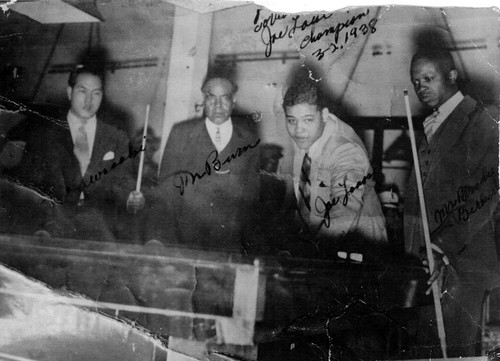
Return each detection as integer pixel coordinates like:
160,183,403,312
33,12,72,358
298,152,312,212
423,109,440,143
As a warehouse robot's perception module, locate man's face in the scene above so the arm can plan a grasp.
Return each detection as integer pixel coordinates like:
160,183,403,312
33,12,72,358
67,73,103,121
285,103,325,150
410,58,455,109
203,78,235,125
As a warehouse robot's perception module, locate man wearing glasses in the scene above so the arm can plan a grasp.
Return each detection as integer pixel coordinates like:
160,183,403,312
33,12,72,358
148,76,261,252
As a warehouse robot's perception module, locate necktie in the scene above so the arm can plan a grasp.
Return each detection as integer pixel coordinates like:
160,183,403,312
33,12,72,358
423,109,440,143
215,127,221,145
74,123,90,176
298,152,312,212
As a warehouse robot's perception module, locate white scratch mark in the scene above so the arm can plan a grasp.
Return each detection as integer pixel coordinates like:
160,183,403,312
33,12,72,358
0,32,23,39
1,0,17,13
469,40,500,77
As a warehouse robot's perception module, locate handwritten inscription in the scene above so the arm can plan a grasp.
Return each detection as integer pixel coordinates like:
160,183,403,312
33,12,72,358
253,8,376,61
296,167,376,231
434,167,497,225
313,170,376,229
66,142,145,194
311,18,377,61
173,138,261,195
458,185,499,222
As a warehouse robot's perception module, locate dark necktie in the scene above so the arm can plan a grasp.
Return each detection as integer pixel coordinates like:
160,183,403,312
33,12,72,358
298,152,311,212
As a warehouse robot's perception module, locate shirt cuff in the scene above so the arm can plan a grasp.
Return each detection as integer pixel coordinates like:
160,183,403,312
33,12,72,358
431,243,450,265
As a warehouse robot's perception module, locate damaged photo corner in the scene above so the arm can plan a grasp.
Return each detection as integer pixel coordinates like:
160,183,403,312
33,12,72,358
0,0,499,360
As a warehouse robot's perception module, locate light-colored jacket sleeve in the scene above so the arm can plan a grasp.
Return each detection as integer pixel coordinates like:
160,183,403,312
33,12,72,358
311,139,387,242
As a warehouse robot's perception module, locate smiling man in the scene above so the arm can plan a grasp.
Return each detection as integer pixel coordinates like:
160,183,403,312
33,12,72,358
283,79,387,245
404,48,499,357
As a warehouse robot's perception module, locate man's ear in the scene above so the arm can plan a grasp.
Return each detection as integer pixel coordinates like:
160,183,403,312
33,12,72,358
321,107,329,122
67,86,72,101
448,69,458,85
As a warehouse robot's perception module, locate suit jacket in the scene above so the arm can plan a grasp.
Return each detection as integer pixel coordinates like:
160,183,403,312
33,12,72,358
404,95,499,283
293,114,388,244
19,115,134,212
147,117,260,251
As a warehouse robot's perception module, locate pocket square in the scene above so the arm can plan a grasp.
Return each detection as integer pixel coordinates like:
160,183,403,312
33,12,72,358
103,151,115,161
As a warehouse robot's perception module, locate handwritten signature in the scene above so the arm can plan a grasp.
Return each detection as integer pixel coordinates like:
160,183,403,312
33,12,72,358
172,138,261,195
66,142,145,194
311,18,377,60
434,167,497,224
458,184,500,222
253,8,375,61
298,169,376,229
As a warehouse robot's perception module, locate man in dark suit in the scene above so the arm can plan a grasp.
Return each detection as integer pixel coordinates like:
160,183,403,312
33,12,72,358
146,76,260,252
17,64,139,241
404,48,499,357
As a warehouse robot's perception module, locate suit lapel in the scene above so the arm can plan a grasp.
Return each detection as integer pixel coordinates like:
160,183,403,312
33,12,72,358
187,119,215,169
86,120,105,177
430,96,476,166
192,119,214,150
60,118,75,156
220,122,242,157
59,118,83,185
307,120,334,207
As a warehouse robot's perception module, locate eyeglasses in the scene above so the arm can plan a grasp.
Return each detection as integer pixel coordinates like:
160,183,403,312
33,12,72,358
204,92,233,106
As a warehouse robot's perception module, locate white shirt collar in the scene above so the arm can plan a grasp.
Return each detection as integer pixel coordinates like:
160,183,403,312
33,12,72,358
436,91,464,120
67,111,97,153
425,91,464,139
205,117,233,152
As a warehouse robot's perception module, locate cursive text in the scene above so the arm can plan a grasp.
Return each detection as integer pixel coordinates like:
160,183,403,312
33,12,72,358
311,18,377,60
66,142,145,194
173,138,261,195
312,169,376,229
253,8,374,61
434,167,496,224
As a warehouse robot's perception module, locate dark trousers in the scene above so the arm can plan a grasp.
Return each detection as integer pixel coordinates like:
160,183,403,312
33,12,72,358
412,267,487,358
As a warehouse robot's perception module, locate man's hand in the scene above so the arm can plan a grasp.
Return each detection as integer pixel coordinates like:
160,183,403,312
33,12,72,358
423,255,447,296
127,190,146,213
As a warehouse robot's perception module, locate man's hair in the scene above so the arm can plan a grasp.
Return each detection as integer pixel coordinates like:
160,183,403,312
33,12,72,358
283,79,326,110
68,64,105,88
411,48,457,77
201,76,238,94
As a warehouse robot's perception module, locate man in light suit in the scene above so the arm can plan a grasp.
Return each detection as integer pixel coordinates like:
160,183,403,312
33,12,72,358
146,76,260,252
283,79,387,249
18,64,140,241
404,48,499,357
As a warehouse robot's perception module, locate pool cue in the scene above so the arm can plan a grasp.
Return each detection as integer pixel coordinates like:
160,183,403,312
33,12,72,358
135,104,150,192
404,90,448,358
